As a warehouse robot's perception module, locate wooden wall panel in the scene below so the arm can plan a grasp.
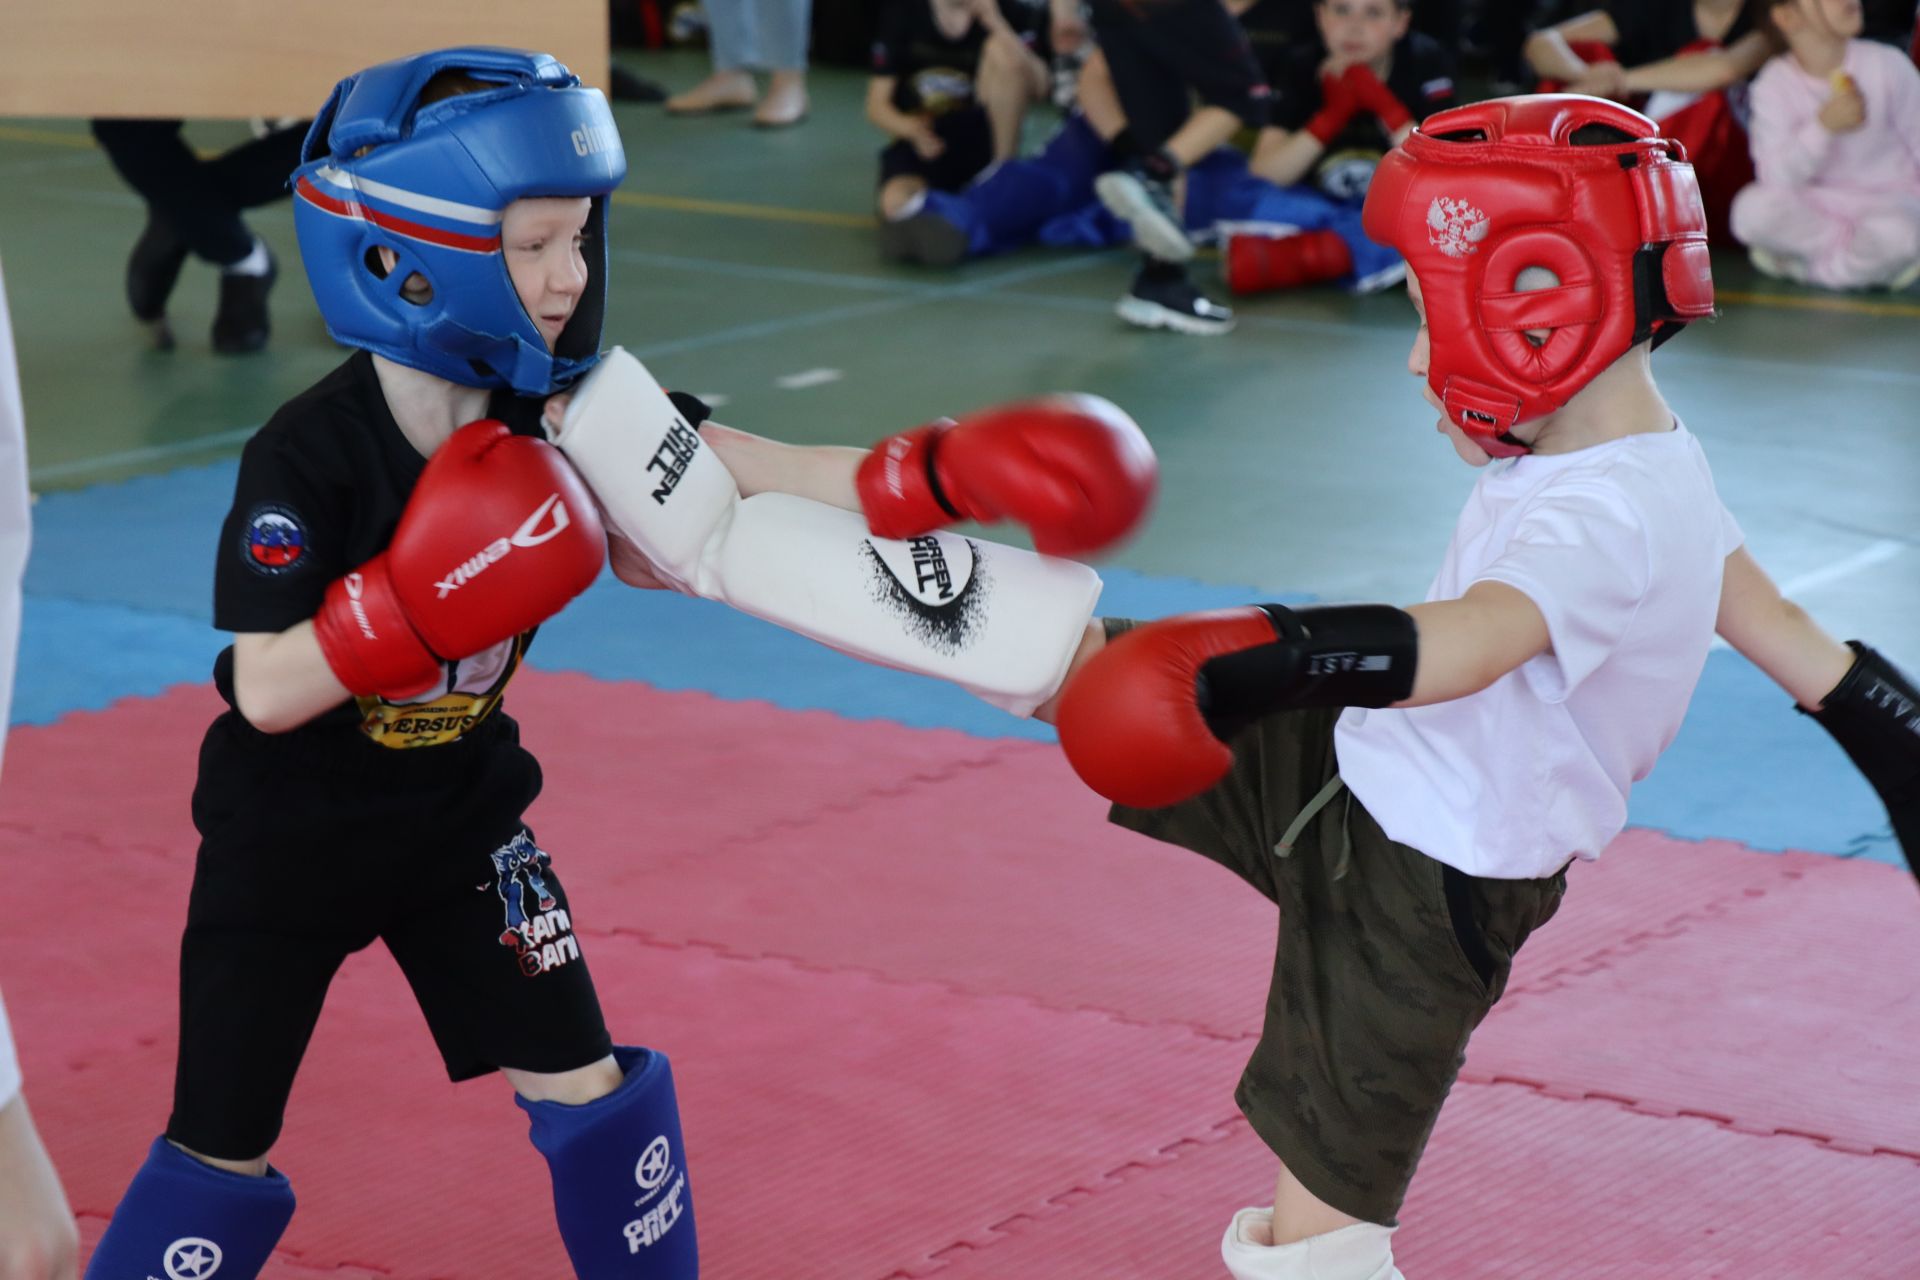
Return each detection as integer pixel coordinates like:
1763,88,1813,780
0,1,606,119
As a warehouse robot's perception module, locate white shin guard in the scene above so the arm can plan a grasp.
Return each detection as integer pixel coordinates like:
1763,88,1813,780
1221,1208,1405,1280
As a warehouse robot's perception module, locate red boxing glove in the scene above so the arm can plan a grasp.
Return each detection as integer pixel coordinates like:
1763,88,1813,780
856,395,1156,558
314,419,607,699
1055,608,1279,809
1344,63,1413,136
1305,68,1364,146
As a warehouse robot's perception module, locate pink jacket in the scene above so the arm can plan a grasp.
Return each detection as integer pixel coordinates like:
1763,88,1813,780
1746,38,1920,197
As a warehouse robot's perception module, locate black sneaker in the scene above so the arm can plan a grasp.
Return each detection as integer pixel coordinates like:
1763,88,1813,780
212,247,277,355
610,65,668,104
126,212,187,350
1117,260,1234,335
1095,163,1193,263
878,209,969,267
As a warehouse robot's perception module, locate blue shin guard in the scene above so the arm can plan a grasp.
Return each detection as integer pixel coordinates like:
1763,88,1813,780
519,1046,698,1279
83,1137,295,1280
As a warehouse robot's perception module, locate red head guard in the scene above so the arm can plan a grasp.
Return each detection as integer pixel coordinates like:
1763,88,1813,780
1361,95,1714,456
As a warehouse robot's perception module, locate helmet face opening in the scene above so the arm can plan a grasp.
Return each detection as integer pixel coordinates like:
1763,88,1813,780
292,47,628,396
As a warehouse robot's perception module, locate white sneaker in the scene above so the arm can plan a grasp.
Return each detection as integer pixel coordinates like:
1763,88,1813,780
1220,1207,1406,1280
1096,168,1195,263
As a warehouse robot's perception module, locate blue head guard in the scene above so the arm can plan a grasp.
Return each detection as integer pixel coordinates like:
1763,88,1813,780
291,47,626,394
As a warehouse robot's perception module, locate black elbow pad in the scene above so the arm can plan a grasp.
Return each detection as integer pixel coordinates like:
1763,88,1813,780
1198,603,1419,740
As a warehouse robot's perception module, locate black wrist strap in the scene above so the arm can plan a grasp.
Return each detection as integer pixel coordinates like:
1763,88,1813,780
667,390,712,428
1198,603,1419,741
921,424,961,521
1805,641,1920,787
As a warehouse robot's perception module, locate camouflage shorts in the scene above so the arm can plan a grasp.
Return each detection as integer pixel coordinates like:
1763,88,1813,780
1110,704,1566,1225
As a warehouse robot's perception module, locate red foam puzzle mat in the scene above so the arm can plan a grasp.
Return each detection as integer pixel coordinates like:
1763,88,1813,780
918,1085,1920,1280
1466,849,1920,1157
3,675,1915,1278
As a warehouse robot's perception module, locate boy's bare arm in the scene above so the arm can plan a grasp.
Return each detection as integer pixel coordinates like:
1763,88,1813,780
1714,546,1854,708
1250,127,1326,187
1400,580,1552,707
699,422,866,509
1039,582,1548,730
1523,11,1619,81
866,76,938,146
1620,31,1774,95
232,625,354,734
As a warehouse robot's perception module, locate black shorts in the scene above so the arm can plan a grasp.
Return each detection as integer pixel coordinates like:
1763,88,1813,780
1089,0,1272,146
878,104,995,192
167,722,613,1159
1111,705,1566,1225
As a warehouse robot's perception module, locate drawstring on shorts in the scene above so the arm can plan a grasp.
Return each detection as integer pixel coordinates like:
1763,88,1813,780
1273,774,1355,880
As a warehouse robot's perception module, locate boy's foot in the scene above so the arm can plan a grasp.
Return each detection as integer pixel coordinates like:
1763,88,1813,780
665,71,756,115
1749,246,1810,284
753,71,809,128
126,212,187,345
878,209,969,266
1117,260,1234,335
1095,164,1193,263
212,244,276,355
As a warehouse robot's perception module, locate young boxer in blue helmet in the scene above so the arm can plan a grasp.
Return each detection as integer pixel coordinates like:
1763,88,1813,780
80,49,697,1280
82,43,1160,1280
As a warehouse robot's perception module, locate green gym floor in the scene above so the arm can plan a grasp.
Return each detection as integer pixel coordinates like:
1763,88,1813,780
5,53,1920,1279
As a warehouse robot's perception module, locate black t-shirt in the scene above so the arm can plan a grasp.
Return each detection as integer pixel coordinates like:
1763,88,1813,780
1239,0,1319,85
207,351,552,774
1601,0,1754,67
1269,31,1456,199
871,0,1046,113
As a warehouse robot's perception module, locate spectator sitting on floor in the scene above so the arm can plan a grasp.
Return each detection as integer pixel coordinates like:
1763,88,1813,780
1732,0,1920,290
870,0,1052,263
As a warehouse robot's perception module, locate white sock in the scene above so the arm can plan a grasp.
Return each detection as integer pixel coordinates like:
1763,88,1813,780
1220,1207,1405,1280
223,235,271,277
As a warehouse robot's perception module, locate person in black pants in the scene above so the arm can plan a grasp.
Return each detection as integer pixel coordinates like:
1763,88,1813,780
1088,0,1273,335
89,119,307,354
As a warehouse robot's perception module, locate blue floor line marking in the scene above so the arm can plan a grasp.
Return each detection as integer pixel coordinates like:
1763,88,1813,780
17,462,1902,864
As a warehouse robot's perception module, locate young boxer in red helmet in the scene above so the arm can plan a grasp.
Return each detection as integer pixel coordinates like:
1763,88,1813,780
1044,94,1917,1278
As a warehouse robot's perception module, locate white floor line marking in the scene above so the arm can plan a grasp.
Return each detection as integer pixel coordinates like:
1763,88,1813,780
29,425,260,485
774,368,842,390
1777,539,1905,596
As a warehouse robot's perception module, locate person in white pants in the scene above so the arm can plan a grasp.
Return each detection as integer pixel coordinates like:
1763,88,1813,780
0,259,80,1280
665,0,812,126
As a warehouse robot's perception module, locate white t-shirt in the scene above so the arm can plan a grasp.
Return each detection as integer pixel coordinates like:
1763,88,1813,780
0,258,28,1107
1334,424,1742,880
